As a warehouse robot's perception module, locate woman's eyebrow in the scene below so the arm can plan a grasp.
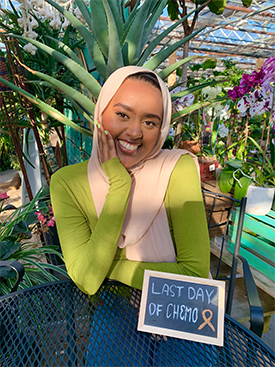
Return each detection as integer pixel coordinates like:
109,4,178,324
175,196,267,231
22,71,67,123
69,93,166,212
113,103,162,121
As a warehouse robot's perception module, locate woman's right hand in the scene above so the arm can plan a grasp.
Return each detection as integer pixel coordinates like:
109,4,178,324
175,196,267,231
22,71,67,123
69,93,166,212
96,121,117,163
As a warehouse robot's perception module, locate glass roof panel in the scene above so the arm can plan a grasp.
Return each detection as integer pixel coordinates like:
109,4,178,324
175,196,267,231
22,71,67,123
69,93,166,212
1,0,274,73
157,0,275,72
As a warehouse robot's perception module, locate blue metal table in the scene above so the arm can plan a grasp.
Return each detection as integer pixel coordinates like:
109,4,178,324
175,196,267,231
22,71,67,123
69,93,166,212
0,279,274,366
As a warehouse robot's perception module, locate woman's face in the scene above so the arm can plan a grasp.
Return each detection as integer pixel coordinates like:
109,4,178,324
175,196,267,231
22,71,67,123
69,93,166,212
101,78,163,169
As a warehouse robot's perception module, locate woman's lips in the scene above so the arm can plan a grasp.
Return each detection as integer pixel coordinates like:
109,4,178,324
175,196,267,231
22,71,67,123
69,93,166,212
118,139,139,153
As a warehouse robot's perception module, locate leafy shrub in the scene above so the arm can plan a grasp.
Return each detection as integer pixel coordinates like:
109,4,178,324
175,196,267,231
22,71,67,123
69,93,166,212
0,187,68,295
0,133,19,171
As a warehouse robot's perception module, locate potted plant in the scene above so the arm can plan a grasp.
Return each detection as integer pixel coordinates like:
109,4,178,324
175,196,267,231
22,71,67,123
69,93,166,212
219,57,275,215
35,198,64,266
0,187,68,295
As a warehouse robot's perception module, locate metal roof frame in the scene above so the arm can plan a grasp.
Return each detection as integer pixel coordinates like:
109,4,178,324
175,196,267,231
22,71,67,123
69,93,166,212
156,0,275,72
2,0,274,73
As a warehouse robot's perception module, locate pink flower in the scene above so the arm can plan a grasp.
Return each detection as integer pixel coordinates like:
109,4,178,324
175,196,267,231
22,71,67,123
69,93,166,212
35,211,47,224
47,217,55,227
0,192,8,199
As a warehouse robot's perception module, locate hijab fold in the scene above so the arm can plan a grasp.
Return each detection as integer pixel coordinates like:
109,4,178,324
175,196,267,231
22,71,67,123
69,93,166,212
88,66,199,262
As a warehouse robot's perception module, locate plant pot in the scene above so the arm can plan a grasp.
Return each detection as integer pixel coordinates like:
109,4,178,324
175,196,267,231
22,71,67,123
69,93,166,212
246,185,275,216
180,140,200,155
198,157,220,182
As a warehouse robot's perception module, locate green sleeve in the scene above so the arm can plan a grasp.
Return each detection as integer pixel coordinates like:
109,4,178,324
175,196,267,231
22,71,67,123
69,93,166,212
50,158,132,295
107,154,210,289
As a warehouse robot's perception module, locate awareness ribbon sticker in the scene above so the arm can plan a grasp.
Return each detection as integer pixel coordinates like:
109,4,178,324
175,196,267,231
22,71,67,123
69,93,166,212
198,309,215,332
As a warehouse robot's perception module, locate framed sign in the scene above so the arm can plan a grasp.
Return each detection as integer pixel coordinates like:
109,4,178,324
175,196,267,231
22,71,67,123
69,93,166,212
138,270,225,346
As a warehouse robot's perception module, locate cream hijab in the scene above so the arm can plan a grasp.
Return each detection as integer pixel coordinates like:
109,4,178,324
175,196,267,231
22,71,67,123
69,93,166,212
88,66,198,262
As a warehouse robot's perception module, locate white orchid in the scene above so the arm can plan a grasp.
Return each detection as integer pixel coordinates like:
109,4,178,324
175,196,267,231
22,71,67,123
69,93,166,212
170,86,194,112
30,18,39,28
62,17,70,29
202,85,222,99
23,30,38,39
50,17,62,29
237,97,248,116
15,0,78,54
218,123,228,138
17,17,25,27
23,42,37,55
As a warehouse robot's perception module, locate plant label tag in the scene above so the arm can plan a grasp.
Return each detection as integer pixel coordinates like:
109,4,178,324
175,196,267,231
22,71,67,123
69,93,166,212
209,164,216,172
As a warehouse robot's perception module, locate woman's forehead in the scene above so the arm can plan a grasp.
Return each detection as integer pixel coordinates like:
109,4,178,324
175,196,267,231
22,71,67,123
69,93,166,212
108,79,163,115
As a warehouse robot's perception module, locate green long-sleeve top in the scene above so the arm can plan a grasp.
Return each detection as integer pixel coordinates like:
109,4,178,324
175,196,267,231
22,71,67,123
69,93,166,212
50,154,210,295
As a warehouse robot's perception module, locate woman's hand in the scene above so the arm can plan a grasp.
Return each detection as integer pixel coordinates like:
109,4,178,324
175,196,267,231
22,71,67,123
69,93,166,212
96,121,117,163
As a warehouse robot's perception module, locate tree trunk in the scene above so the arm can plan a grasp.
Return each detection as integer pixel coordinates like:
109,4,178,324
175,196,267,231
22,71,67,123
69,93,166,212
181,40,190,86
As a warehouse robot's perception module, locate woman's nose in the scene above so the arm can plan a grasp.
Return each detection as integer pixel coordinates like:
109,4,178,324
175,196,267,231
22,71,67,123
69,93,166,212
126,119,142,139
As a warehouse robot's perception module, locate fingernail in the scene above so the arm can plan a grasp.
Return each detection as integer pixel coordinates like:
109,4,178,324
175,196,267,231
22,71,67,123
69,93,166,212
104,130,108,135
97,123,101,128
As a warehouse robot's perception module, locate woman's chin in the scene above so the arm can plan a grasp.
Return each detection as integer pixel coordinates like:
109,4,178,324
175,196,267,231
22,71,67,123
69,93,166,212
118,153,140,169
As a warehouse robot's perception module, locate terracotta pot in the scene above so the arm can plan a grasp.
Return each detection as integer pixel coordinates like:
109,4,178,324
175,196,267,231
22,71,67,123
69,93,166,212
180,140,200,155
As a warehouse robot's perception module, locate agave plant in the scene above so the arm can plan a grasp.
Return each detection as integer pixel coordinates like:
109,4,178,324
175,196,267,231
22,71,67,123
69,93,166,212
0,0,218,136
0,187,68,295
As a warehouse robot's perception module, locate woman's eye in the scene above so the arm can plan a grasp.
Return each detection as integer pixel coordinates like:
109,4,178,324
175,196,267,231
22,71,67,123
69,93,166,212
144,121,156,128
116,112,128,119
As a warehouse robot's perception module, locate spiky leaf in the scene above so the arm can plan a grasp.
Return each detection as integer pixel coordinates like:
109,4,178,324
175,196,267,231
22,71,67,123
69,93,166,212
45,0,107,78
103,0,124,76
0,76,92,136
90,0,109,58
11,34,101,98
23,62,96,115
143,27,204,71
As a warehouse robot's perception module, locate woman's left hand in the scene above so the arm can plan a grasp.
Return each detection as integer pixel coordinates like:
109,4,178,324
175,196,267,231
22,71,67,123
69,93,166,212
97,122,117,163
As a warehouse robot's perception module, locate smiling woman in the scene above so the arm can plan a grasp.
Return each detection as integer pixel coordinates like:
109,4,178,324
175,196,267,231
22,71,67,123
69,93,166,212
100,77,163,168
50,66,210,298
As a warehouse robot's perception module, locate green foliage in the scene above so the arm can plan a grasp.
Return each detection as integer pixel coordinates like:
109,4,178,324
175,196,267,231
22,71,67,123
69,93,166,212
247,136,275,187
213,59,243,87
0,187,68,295
168,0,253,17
43,0,203,79
208,0,226,15
219,134,275,199
0,0,207,133
234,176,252,201
189,59,217,72
219,159,252,198
0,133,19,171
167,0,179,20
242,0,253,6
0,2,89,142
181,59,250,161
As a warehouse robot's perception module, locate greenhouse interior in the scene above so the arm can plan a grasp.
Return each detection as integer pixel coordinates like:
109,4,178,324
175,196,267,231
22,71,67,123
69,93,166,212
0,0,274,365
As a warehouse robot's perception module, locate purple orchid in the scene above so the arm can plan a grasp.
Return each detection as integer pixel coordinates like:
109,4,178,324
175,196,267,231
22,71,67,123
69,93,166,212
227,57,275,120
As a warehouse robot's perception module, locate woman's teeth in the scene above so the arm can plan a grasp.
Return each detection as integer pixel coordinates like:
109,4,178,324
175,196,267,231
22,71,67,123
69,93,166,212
119,140,138,151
